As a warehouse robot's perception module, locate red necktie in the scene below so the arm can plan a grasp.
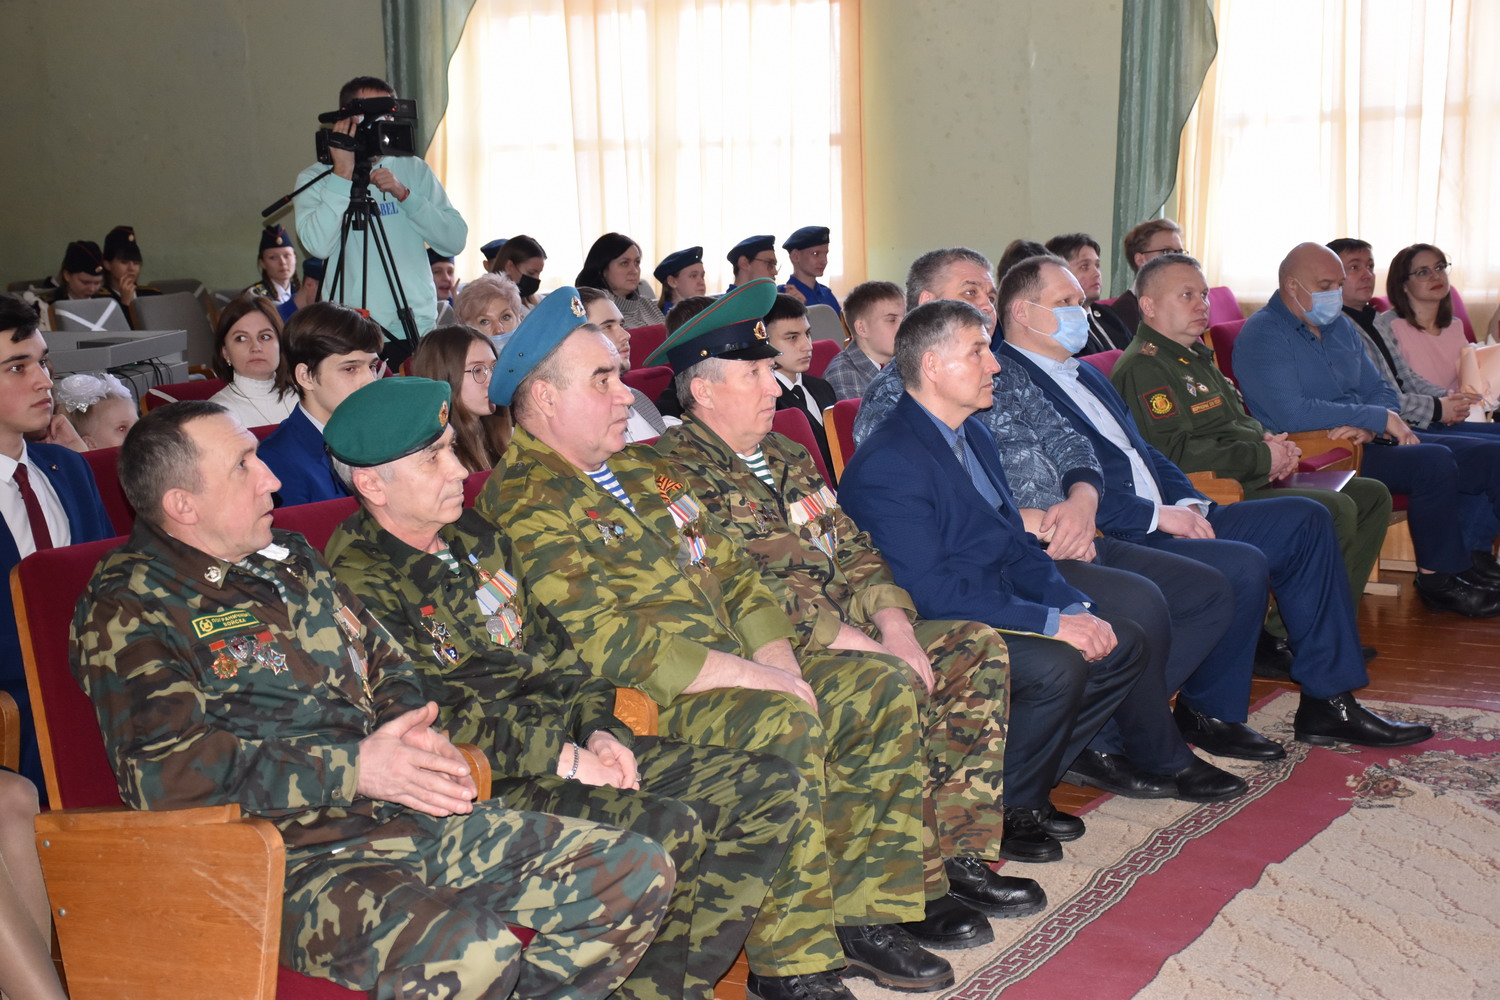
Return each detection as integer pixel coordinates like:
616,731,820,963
13,464,54,551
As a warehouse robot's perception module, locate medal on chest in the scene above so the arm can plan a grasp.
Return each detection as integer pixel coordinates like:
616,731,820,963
658,477,708,565
788,486,840,558
208,629,287,678
469,554,525,648
418,605,460,664
584,509,627,544
745,499,772,534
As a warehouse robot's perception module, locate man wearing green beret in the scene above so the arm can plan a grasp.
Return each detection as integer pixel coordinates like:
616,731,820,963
476,284,951,1000
323,377,808,1000
652,301,1046,943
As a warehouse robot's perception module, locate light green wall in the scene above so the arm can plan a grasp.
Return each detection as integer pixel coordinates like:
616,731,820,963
861,0,1124,285
1,0,384,291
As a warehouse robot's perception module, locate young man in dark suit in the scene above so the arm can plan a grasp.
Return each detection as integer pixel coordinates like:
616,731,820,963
0,295,114,788
766,294,839,481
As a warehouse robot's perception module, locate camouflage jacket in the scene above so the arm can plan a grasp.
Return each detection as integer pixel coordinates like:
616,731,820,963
657,417,915,650
70,519,422,850
325,506,630,778
475,426,795,708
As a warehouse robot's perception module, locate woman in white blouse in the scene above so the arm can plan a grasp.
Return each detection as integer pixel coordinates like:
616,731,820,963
208,295,297,430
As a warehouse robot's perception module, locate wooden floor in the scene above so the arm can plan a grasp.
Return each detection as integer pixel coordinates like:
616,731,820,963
1054,567,1500,815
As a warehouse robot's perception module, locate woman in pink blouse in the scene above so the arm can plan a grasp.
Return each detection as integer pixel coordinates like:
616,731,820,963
1381,243,1469,391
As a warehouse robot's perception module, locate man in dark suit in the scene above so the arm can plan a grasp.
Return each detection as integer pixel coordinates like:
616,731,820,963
842,299,1247,864
765,293,839,481
1044,233,1134,351
997,255,1430,751
0,295,114,787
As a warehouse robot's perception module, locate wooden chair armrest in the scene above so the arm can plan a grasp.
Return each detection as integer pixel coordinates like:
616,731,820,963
1287,431,1363,472
0,689,18,772
35,806,284,1000
614,687,660,737
1187,470,1245,505
455,742,492,800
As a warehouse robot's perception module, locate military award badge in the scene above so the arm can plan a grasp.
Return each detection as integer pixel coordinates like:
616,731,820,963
418,606,461,664
658,476,708,565
787,486,840,558
470,554,524,648
584,509,626,544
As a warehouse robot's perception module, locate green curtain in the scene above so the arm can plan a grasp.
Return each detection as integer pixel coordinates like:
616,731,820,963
1108,0,1218,294
382,0,479,155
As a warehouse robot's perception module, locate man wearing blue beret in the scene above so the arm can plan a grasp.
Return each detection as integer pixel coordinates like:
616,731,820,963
727,235,779,293
781,226,841,315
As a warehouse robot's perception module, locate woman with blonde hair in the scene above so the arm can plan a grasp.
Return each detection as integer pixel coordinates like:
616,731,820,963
454,274,525,350
411,324,510,471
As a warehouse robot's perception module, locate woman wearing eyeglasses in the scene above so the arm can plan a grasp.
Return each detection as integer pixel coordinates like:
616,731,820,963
411,325,510,471
1379,244,1474,394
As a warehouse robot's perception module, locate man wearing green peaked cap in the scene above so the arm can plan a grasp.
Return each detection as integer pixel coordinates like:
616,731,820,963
324,376,807,1000
475,277,952,1000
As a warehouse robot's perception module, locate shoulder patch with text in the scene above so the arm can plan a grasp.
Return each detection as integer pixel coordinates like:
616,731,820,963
190,609,265,641
1143,387,1177,419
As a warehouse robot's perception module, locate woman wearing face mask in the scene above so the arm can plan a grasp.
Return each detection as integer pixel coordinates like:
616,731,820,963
488,235,547,314
575,232,665,329
411,324,510,469
209,295,298,429
653,246,707,315
454,274,525,351
1378,244,1477,396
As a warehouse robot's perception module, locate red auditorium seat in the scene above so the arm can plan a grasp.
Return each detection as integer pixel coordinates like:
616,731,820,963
1206,286,1242,326
271,496,359,551
1206,318,1246,388
82,446,133,535
771,407,831,484
627,324,667,369
1080,349,1123,377
144,378,227,412
809,339,839,378
622,364,673,403
463,469,492,506
825,398,859,478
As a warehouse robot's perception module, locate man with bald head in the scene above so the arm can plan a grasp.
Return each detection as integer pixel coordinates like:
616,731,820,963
1234,243,1500,618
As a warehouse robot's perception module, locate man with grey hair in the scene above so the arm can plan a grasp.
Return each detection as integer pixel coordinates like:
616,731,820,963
841,300,1245,859
475,283,954,1000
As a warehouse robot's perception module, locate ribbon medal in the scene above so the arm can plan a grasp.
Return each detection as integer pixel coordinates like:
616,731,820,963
745,499,771,534
250,630,288,674
469,554,524,648
419,605,460,665
659,479,708,565
208,640,239,679
789,486,840,558
584,509,626,545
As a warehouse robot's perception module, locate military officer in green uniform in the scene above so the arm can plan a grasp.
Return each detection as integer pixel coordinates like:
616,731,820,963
322,377,807,1000
648,292,1048,945
71,400,676,999
476,282,950,1000
1110,253,1391,628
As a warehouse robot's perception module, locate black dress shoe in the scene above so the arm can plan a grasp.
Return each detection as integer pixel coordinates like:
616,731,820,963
1468,550,1500,587
903,892,994,950
1415,571,1500,617
1361,645,1378,662
1039,802,1085,841
748,971,857,1000
943,856,1047,918
1000,806,1062,863
1253,630,1294,680
1294,692,1434,748
1063,749,1175,798
1174,701,1287,761
1166,757,1248,802
836,923,954,992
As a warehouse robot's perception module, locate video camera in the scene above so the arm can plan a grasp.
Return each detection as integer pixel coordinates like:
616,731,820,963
315,96,419,165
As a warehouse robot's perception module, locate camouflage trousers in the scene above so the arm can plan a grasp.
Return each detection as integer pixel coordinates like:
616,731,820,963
492,737,805,1000
658,652,925,977
908,619,1011,893
280,802,673,999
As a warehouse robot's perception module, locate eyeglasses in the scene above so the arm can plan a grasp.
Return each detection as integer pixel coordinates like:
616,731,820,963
1406,262,1451,281
753,256,780,271
465,363,497,384
1141,246,1187,260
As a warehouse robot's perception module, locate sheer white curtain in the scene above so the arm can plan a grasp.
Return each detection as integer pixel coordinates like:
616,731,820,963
1176,0,1500,328
428,0,864,297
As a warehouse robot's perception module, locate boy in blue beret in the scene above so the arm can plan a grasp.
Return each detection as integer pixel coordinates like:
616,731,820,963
781,226,841,316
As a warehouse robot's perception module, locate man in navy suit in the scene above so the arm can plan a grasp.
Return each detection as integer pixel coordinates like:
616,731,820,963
258,302,384,507
0,295,114,787
842,299,1247,863
996,255,1429,751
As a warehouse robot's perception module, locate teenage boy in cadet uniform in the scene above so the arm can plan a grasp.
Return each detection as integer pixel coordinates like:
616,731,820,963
780,226,841,315
323,376,806,1000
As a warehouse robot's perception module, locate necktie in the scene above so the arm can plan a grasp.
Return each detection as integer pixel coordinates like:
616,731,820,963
13,464,54,551
952,432,971,474
787,384,806,407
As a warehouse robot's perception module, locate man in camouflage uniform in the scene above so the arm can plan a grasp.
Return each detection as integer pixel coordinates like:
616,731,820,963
650,305,1047,940
322,377,807,1000
477,283,949,1000
70,400,677,999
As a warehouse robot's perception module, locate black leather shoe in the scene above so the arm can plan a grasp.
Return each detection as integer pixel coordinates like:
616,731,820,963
1415,572,1500,617
1166,757,1248,802
1063,749,1175,798
1039,802,1085,841
747,971,857,1000
837,923,954,992
1174,701,1286,761
1294,692,1434,748
902,892,994,949
1362,645,1378,662
1253,630,1294,680
1000,806,1062,863
943,856,1047,918
1468,550,1500,587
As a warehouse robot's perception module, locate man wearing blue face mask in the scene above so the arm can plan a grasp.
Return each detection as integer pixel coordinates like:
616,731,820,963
1235,242,1500,618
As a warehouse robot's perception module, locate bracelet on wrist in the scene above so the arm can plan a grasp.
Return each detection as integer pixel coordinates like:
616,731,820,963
564,742,581,781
